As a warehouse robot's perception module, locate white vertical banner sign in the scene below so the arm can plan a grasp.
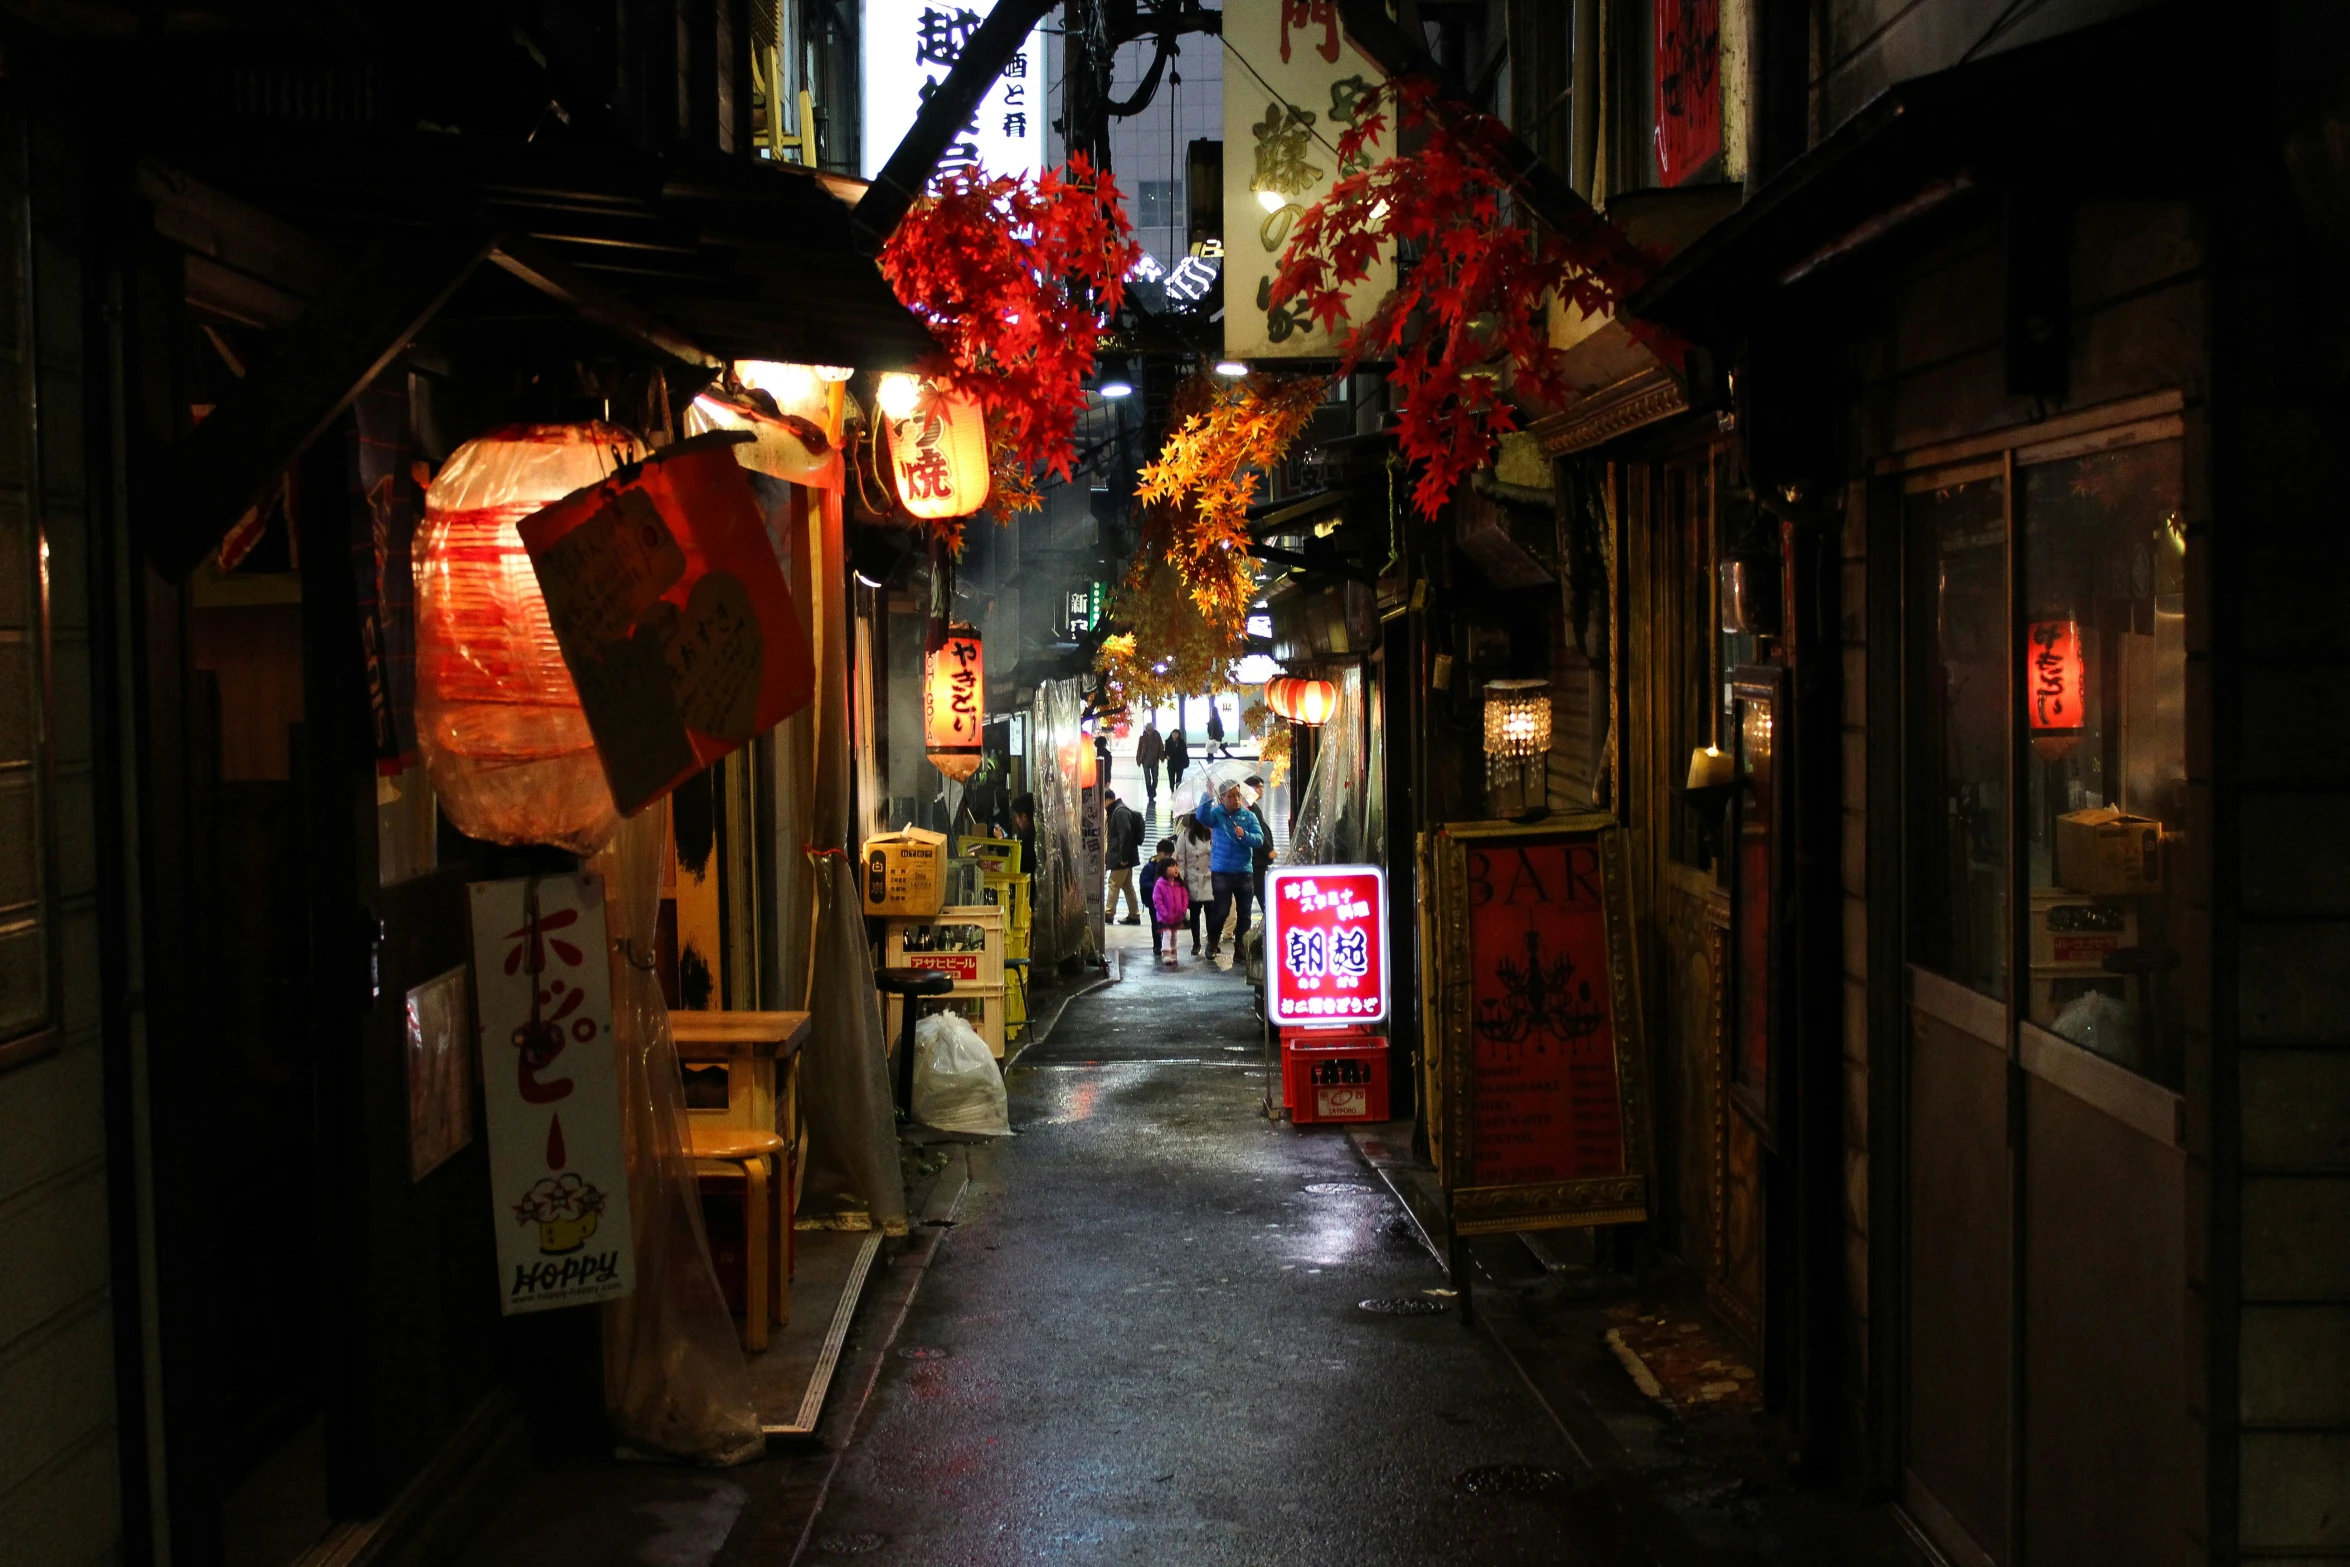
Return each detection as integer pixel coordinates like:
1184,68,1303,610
861,1,1046,183
1222,3,1394,360
470,874,637,1314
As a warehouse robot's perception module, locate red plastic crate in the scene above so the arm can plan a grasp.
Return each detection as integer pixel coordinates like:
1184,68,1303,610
1282,1030,1390,1124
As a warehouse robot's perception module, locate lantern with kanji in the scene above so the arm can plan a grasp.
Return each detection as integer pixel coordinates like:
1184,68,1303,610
924,622,986,781
2027,618,2087,760
413,422,644,854
880,375,990,521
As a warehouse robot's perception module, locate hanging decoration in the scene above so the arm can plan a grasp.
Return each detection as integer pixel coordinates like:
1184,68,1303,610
414,422,644,854
878,156,1142,530
1134,372,1326,639
1266,675,1339,726
1483,677,1553,808
879,376,992,525
2027,618,2087,760
1269,78,1675,520
1093,561,1248,711
924,622,986,781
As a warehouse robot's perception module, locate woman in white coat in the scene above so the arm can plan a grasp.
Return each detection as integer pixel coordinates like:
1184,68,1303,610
1173,809,1217,957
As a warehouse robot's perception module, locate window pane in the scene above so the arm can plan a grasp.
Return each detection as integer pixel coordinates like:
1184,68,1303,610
2020,441,2186,1087
1905,476,2008,999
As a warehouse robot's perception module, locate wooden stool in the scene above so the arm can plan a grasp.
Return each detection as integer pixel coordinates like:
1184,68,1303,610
686,1124,786,1351
673,1011,812,1351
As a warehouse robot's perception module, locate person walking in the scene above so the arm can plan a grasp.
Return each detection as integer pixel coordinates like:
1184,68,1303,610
1174,808,1215,957
1163,720,1190,794
1205,700,1228,760
1243,772,1276,915
1142,838,1188,964
1196,780,1266,962
1104,789,1144,924
1136,720,1164,817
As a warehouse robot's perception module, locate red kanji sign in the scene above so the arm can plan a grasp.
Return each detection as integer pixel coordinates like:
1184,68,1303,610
1265,865,1388,1029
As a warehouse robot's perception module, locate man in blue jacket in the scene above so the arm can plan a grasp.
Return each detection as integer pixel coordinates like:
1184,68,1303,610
1197,780,1267,961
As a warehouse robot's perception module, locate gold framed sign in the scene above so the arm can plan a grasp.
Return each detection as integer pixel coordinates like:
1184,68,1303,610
1429,813,1653,1234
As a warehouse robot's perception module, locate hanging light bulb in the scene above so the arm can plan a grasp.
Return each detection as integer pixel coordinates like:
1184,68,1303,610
1482,679,1552,816
875,372,922,422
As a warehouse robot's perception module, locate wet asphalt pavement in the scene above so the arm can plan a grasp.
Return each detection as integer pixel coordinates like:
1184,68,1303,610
796,933,1638,1566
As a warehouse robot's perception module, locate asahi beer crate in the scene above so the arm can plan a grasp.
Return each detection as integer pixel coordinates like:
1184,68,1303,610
883,905,1005,989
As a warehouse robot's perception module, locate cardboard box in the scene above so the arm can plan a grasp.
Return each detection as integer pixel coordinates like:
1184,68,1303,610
2028,888,2139,970
2055,807,2165,897
959,836,1023,876
883,984,1006,1060
861,825,947,917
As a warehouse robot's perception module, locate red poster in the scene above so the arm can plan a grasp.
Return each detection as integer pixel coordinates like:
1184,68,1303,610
1463,840,1627,1185
1654,0,1722,187
1266,866,1389,1029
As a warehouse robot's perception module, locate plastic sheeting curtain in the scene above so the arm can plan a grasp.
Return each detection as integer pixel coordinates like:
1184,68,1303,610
1287,667,1382,867
764,478,905,1235
591,797,763,1465
1027,678,1096,971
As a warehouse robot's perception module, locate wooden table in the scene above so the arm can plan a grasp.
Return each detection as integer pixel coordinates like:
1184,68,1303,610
673,1010,811,1349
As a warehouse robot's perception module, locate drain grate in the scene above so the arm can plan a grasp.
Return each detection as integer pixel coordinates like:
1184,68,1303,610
1357,1296,1448,1317
1305,1182,1378,1195
814,1532,886,1554
1456,1464,1572,1498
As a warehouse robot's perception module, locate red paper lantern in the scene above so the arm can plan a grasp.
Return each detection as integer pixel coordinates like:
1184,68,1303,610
2027,618,2086,761
414,422,644,853
1289,679,1337,726
925,623,986,781
1265,677,1300,719
881,378,990,521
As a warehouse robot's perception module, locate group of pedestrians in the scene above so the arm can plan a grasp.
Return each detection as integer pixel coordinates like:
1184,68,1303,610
1107,764,1273,969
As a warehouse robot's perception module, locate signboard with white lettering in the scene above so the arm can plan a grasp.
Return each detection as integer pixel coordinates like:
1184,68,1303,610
1221,1,1392,359
861,1,1045,183
470,874,637,1313
1266,865,1389,1029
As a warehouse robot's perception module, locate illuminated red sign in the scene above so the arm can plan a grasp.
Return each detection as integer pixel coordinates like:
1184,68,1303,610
1265,865,1389,1029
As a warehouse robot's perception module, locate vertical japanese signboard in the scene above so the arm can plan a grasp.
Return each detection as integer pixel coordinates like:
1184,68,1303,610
1428,815,1652,1234
471,874,638,1313
1265,865,1389,1029
1653,0,1723,186
862,1,1045,183
1221,1,1393,359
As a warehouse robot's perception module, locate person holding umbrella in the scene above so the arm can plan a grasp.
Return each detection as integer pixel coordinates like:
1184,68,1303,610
1195,777,1266,962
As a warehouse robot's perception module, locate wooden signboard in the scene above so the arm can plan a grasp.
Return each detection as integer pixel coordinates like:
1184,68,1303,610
1428,814,1653,1234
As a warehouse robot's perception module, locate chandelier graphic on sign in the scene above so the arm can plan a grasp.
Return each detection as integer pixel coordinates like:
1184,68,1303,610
1473,926,1606,1051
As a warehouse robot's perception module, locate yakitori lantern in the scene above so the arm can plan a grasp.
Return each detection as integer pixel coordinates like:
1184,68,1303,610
2027,618,2087,761
413,423,644,853
924,622,986,781
879,374,989,521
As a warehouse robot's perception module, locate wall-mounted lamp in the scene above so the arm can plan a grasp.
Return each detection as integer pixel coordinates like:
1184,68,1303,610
1482,678,1551,817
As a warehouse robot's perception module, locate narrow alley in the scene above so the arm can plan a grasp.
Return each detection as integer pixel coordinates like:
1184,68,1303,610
797,943,1627,1566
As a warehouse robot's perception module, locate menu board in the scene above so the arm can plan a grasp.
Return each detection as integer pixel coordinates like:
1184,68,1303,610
1265,865,1388,1029
1433,816,1651,1234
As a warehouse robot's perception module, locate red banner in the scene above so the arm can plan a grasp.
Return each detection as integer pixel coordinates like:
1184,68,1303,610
1654,0,1723,187
1462,840,1627,1186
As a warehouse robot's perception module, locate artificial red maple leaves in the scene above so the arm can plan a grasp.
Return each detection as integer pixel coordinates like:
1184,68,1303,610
880,156,1141,531
1270,78,1635,520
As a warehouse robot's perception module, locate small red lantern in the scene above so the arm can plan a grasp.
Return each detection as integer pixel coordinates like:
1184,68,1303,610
924,622,986,781
881,377,990,521
414,422,644,853
1265,677,1299,719
2027,618,2086,761
1289,678,1337,727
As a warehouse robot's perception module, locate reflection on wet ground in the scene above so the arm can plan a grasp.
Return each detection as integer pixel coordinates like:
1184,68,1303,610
796,934,1638,1565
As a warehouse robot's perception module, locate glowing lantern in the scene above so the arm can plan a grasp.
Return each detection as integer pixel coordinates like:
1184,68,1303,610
413,423,644,853
1265,676,1336,726
924,622,986,781
880,375,990,520
2027,618,2087,761
1483,678,1552,810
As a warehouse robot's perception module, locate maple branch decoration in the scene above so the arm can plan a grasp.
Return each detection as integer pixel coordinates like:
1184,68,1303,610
1269,77,1650,520
880,156,1142,538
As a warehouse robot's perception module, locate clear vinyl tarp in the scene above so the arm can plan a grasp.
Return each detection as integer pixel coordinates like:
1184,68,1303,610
590,797,763,1465
1027,678,1097,972
1287,666,1382,867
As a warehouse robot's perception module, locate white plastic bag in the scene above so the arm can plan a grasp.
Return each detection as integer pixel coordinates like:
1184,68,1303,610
913,1012,1009,1136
